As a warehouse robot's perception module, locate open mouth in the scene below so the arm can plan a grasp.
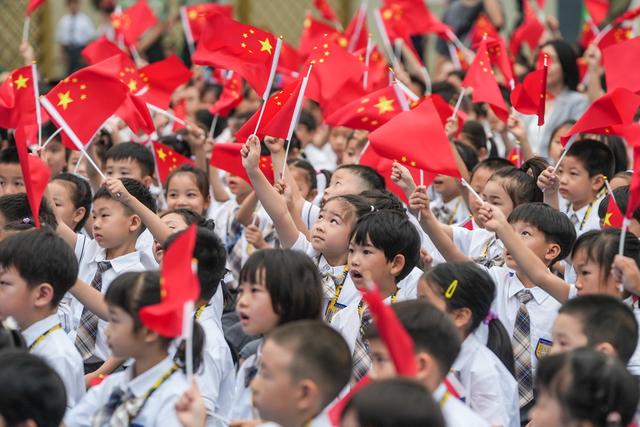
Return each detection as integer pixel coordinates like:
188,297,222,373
350,270,363,281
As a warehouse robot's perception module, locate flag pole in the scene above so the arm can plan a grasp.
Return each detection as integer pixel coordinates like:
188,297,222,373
372,8,401,71
348,0,368,53
282,65,313,178
461,178,484,205
451,88,466,119
40,128,63,150
130,45,143,66
417,170,425,221
146,103,187,126
619,217,630,255
254,38,283,135
183,300,195,380
208,114,219,139
22,17,30,44
363,34,372,90
179,6,195,57
31,63,42,147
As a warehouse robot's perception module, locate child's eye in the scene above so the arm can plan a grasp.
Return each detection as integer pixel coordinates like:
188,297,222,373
363,250,372,255
188,192,198,198
330,218,339,224
317,214,324,220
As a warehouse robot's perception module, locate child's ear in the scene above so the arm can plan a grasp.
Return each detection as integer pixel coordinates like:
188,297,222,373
544,242,561,264
451,307,472,331
72,206,86,225
594,341,618,359
414,352,439,388
389,254,406,277
296,379,321,413
33,283,55,309
590,174,605,193
128,214,142,233
142,175,154,188
308,188,318,202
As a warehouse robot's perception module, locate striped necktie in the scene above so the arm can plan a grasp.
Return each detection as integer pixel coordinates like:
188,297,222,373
512,289,534,407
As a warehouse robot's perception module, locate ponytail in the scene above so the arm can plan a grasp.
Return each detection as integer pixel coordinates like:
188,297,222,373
486,316,515,376
173,320,205,374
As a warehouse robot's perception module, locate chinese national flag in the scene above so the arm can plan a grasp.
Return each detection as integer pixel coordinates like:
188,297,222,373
509,0,544,57
117,94,155,135
209,73,243,117
19,154,50,229
603,36,640,95
26,0,46,15
152,141,194,184
585,0,609,26
430,94,466,138
560,88,640,146
510,62,548,126
354,46,389,91
343,5,368,52
382,0,449,38
135,55,192,110
40,56,129,148
469,14,501,47
210,143,274,185
192,14,279,99
460,216,474,230
234,79,303,142
298,13,341,58
579,22,633,50
140,224,200,338
0,66,38,144
612,5,640,26
278,41,302,73
320,77,368,117
462,39,509,123
325,85,403,131
81,36,124,65
369,98,460,177
507,146,523,167
603,194,624,228
314,0,339,22
485,36,515,88
111,0,158,46
181,3,233,43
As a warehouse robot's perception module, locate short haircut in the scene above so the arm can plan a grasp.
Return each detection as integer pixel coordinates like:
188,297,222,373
297,111,317,132
104,142,155,178
159,208,209,229
604,135,629,174
460,120,487,152
508,203,577,265
598,186,640,223
164,226,226,301
269,320,352,407
0,350,67,427
0,146,19,165
239,249,323,324
565,139,615,179
51,172,92,231
0,193,58,231
454,140,479,172
351,210,421,282
0,229,78,307
165,164,210,200
336,164,385,192
93,177,157,233
559,295,639,363
471,157,513,176
365,300,461,377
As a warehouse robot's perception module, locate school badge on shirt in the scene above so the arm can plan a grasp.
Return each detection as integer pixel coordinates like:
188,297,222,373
535,338,553,359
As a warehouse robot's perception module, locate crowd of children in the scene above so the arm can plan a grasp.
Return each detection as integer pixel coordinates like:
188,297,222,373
4,1,640,427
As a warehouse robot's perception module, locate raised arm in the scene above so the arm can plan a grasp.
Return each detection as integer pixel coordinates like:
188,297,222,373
69,279,109,321
537,166,560,211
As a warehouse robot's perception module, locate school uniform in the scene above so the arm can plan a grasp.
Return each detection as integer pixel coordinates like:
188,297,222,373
65,356,187,427
23,314,85,409
136,228,159,270
430,196,469,226
433,383,490,427
256,409,332,427
229,341,263,420
302,199,321,230
618,297,640,376
562,192,606,237
450,334,520,427
452,225,505,268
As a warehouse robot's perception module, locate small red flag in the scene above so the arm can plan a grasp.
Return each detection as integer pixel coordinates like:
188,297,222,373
140,225,200,338
460,216,474,230
26,0,46,15
462,39,509,122
381,0,450,39
510,57,548,126
278,41,302,74
313,0,339,22
209,73,243,118
603,194,624,228
325,85,404,131
181,3,233,44
210,143,274,185
136,55,192,110
327,376,371,426
152,141,194,184
298,13,341,59
509,0,544,57
354,45,389,91
320,77,368,117
192,14,280,99
506,146,523,167
21,155,50,229
81,36,123,65
603,36,640,95
429,93,466,138
111,0,158,46
627,147,640,219
469,14,501,47
485,36,515,88
585,0,609,26
369,98,460,177
0,65,39,145
117,94,154,135
343,5,369,52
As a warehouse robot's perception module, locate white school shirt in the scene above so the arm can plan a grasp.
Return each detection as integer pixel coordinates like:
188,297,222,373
23,314,86,409
230,344,262,420
136,228,159,270
55,12,95,46
70,234,146,362
65,356,187,427
478,267,560,375
302,199,320,230
433,383,490,427
452,225,504,267
450,334,520,427
563,193,605,236
620,297,640,376
256,410,332,427
430,196,470,226
304,144,337,171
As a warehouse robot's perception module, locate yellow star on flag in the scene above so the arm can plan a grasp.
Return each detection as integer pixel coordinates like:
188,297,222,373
14,74,29,90
157,148,167,161
604,212,613,227
374,96,395,114
57,91,74,110
259,38,273,54
127,79,138,92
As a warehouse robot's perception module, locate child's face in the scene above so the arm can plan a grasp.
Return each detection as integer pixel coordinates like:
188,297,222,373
153,213,189,263
48,181,84,231
368,338,398,380
311,199,355,262
0,266,44,328
481,178,515,218
105,158,150,187
558,156,599,206
166,172,209,215
0,163,24,196
322,169,367,204
251,340,301,426
549,125,571,164
572,248,620,297
91,198,138,250
43,141,67,176
67,151,88,178
529,389,566,427
329,127,350,155
341,138,362,165
105,305,142,359
226,175,252,199
550,313,588,355
236,271,279,336
348,235,401,292
295,124,314,146
290,167,315,201
432,175,460,202
504,221,557,269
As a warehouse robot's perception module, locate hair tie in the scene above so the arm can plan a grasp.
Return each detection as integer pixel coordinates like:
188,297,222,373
483,311,498,325
606,412,621,423
444,279,458,299
21,217,32,225
370,205,375,212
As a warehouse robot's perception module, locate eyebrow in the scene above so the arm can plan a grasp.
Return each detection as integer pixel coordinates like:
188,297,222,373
322,209,344,220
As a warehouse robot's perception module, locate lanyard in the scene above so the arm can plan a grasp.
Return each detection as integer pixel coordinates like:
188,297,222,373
324,265,350,319
28,324,62,352
567,188,606,231
194,303,210,320
357,290,398,317
447,198,462,226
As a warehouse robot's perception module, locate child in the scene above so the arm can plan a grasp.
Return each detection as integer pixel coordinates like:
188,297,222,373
0,350,68,427
102,142,156,188
331,210,421,380
288,158,318,202
251,320,352,427
48,172,92,232
165,165,211,216
341,378,445,427
65,271,203,427
230,249,323,421
547,121,575,165
365,300,489,426
0,192,58,232
0,146,24,196
0,229,84,409
530,349,639,427
341,131,368,165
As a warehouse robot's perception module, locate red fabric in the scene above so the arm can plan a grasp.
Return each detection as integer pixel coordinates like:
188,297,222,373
209,73,243,117
327,375,371,426
210,143,274,185
81,36,124,65
429,94,466,138
116,94,154,135
171,99,187,132
22,155,50,229
111,0,158,46
603,36,640,94
509,0,544,56
507,146,523,167
369,98,460,177
182,3,233,43
192,14,278,98
381,0,451,39
298,13,340,59
278,41,302,73
627,147,640,218
585,0,609,26
462,39,509,122
510,63,547,126
361,284,418,376
136,55,192,110
354,46,389,91
235,79,303,142
603,194,624,228
469,14,501,47
580,22,633,49
140,225,200,338
343,6,369,52
26,0,46,15
612,5,640,25
313,0,339,22
485,36,515,88
0,66,38,146
324,85,403,131
560,88,640,145
460,216,474,230
320,78,368,117
152,141,194,184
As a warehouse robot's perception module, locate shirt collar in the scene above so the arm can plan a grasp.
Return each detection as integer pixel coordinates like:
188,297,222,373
21,314,60,347
506,271,551,304
91,248,142,274
433,383,447,403
124,356,177,398
452,334,480,371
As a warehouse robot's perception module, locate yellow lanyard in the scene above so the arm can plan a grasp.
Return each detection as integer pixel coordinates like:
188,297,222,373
144,363,179,399
28,324,62,352
438,390,450,407
357,291,398,317
481,236,495,258
324,265,350,319
447,198,462,226
194,303,209,320
569,188,606,231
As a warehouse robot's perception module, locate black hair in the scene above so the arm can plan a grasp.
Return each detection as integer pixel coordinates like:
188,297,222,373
571,228,640,286
287,158,317,191
297,111,318,132
454,140,479,172
488,167,541,206
93,177,157,233
0,229,78,307
92,129,115,165
351,210,420,282
0,350,67,427
159,132,192,158
0,193,58,231
598,186,640,223
540,39,581,91
165,164,211,202
0,323,26,351
335,164,385,192
460,120,487,153
323,194,376,226
470,157,514,180
366,300,461,377
424,262,515,375
359,189,405,214
269,320,352,408
194,109,214,132
521,156,550,182
565,139,615,180
238,249,323,325
51,173,92,231
536,348,639,427
104,142,155,178
342,378,445,427
508,203,577,265
105,271,204,372
560,295,638,364
0,146,19,164
164,227,226,301
159,208,213,230
603,135,629,175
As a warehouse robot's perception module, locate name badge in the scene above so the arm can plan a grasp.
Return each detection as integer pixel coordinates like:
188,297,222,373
535,338,553,359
